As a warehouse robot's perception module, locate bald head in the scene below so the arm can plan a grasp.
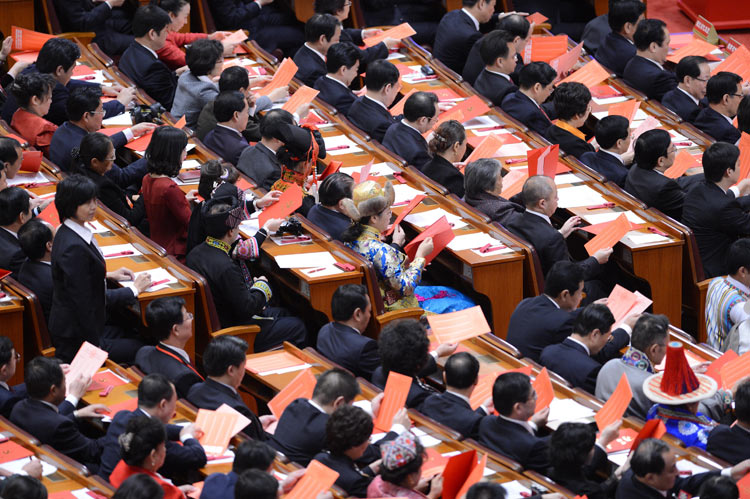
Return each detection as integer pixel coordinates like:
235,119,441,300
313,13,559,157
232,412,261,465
522,175,555,210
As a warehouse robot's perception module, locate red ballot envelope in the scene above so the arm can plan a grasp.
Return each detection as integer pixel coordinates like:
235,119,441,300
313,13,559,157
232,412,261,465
403,215,455,265
584,213,630,256
125,130,155,151
705,350,739,388
527,144,559,177
442,450,476,499
37,201,60,227
737,133,750,182
560,59,611,88
9,51,38,64
455,453,487,499
533,367,554,413
605,428,639,453
268,368,316,419
426,306,491,345
432,95,490,129
580,220,642,236
99,126,129,137
720,350,750,391
258,182,303,228
373,371,412,432
282,85,320,115
245,351,306,374
464,134,506,163
429,88,462,101
363,23,416,47
390,88,418,116
590,85,623,99
68,342,109,385
20,151,42,173
354,159,374,183
528,35,569,62
88,370,128,392
72,64,95,77
466,132,520,149
666,37,717,64
0,441,34,464
257,58,298,96
235,177,254,191
383,194,426,236
106,397,139,415
664,150,700,178
629,419,667,455
607,285,639,325
0,269,11,280
527,12,549,24
196,409,239,456
319,160,342,181
285,460,340,499
174,115,187,129
421,448,449,478
11,26,55,52
595,373,632,431
712,44,750,82
608,99,641,122
500,169,528,198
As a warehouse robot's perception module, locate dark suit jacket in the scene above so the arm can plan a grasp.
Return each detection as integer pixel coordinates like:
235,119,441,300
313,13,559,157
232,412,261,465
314,75,356,116
187,378,265,440
203,126,249,166
594,32,635,77
98,408,206,481
474,69,517,107
433,10,482,74
624,166,701,221
0,229,25,275
209,0,261,31
0,384,26,419
293,45,327,88
195,100,263,143
134,344,203,399
505,210,600,281
422,155,464,197
706,424,750,464
478,415,550,472
119,42,177,109
347,96,399,143
316,322,380,380
313,452,374,498
661,88,702,123
615,469,718,499
545,124,594,160
200,471,239,499
50,121,127,173
580,150,628,187
548,446,616,499
506,294,579,362
81,167,145,227
371,361,438,412
462,35,485,86
104,157,148,190
339,28,388,66
583,13,611,54
268,398,331,466
237,143,280,190
306,205,351,241
421,391,485,438
501,91,553,137
622,55,677,101
681,181,750,278
464,190,524,226
693,107,742,144
382,121,431,169
16,260,52,322
53,0,134,56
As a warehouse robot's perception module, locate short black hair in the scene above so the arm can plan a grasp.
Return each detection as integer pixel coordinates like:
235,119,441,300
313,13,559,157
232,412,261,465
132,5,171,38
703,142,740,183
146,126,188,177
630,313,669,353
444,352,479,389
152,0,189,16
595,115,630,149
219,66,250,92
633,18,667,51
550,422,596,473
675,55,708,84
0,337,14,369
25,356,63,399
137,373,175,408
145,296,186,342
0,187,30,226
698,476,739,499
318,172,354,207
634,129,671,170
727,238,750,276
734,379,750,423
380,438,425,486
403,91,438,122
214,91,247,122
17,219,53,261
234,469,278,499
706,71,743,105
203,335,248,376
331,283,368,321
312,368,360,405
66,86,103,121
553,82,591,121
54,174,98,221
119,415,167,466
1,476,47,499
233,440,277,473
365,60,400,92
630,438,670,477
544,261,584,298
186,39,224,76
9,72,56,108
326,404,373,455
497,14,531,40
325,42,361,74
0,137,21,165
259,109,295,140
466,482,507,499
304,13,340,43
479,30,516,66
314,0,346,14
518,62,557,90
112,474,165,499
493,371,532,416
37,37,80,74
608,0,646,32
574,303,614,337
379,319,430,377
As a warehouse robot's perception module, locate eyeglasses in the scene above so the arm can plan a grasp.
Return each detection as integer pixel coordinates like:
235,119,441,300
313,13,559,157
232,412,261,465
13,352,20,361
105,156,116,162
183,312,194,321
731,93,744,98
89,110,106,115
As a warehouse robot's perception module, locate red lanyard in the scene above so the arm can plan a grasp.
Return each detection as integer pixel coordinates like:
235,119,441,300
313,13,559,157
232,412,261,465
155,346,205,381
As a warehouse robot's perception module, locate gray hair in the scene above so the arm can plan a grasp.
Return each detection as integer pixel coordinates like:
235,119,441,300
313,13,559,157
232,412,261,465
522,175,554,208
464,158,502,198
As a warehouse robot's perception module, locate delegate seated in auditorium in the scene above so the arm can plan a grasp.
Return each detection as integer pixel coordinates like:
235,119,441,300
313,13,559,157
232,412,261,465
594,0,644,77
683,143,750,281
463,14,530,86
202,91,251,166
0,187,32,275
382,91,437,169
421,352,492,438
421,120,467,197
200,440,278,499
698,477,741,499
119,5,178,110
307,173,354,241
705,239,750,352
17,219,54,322
0,337,26,419
580,115,632,187
53,0,135,56
661,56,710,123
236,109,295,189
708,379,750,464
0,137,23,189
473,30,518,106
347,60,401,144
360,0,445,47
98,373,205,482
293,14,342,88
463,158,524,226
171,39,224,128
185,197,307,350
477,372,551,472
8,73,57,157
314,42,360,116
501,62,556,138
622,18,677,101
49,174,151,363
136,297,203,399
539,303,632,394
545,82,595,160
693,71,745,144
433,0,496,74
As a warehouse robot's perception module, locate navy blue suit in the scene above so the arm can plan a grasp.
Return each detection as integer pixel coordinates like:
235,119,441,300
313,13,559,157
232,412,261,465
293,45,327,88
50,121,127,173
313,451,374,497
624,166,702,221
200,470,239,499
622,56,677,101
501,91,553,137
134,344,203,399
474,70,517,107
339,29,388,66
461,35,486,86
105,157,148,191
187,378,266,441
316,322,380,380
706,424,750,465
53,0,135,56
202,126,249,166
692,107,742,144
661,88,702,122
382,121,431,169
506,294,579,362
421,391,485,438
0,384,26,419
119,42,177,109
580,150,628,187
0,229,25,276
314,76,356,116
594,32,635,77
433,10,482,74
237,143,280,190
306,205,352,241
478,415,550,472
616,469,718,499
347,96,399,143
16,260,53,323
545,124,594,160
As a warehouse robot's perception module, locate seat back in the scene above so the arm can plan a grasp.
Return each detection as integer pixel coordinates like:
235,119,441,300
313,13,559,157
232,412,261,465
331,241,387,316
193,0,216,33
167,256,220,348
87,42,114,67
41,0,63,34
4,277,55,359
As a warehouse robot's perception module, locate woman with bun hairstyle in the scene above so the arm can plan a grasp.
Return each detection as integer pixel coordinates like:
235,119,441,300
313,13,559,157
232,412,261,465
421,119,467,197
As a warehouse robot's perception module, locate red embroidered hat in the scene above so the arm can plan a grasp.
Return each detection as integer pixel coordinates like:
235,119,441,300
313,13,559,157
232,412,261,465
642,342,717,405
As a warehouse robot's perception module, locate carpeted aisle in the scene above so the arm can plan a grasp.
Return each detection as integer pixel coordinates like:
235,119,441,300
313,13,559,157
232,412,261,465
648,0,750,46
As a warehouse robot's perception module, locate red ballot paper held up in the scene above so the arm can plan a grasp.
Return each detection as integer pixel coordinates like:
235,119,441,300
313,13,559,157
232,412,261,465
10,51,39,64
560,59,611,88
174,115,187,129
363,23,417,47
426,306,491,345
196,409,239,456
403,215,455,265
584,213,630,256
268,368,316,419
711,44,750,82
433,95,490,129
607,285,639,325
282,85,320,115
500,169,528,198
257,58,299,96
527,12,549,24
664,150,700,178
383,194,427,236
737,133,750,182
285,460,340,499
11,26,55,52
720,350,750,390
390,88,418,116
464,134,506,164
527,144,559,177
67,341,108,384
0,441,34,464
580,220,642,236
469,366,533,410
373,371,412,432
215,404,252,437
705,350,739,388
125,130,155,151
258,182,303,228
319,160,342,181
442,450,476,499
20,151,42,173
422,448,449,478
533,367,554,413
222,29,248,45
528,35,569,63
629,419,667,455
595,373,632,431
550,42,583,78
608,99,641,122
455,453,487,499
738,472,750,499
605,428,639,453
37,201,60,227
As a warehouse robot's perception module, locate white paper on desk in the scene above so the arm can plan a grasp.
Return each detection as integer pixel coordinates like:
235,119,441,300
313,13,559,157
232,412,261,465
392,183,426,205
608,450,630,467
463,116,501,129
205,449,235,466
0,457,57,477
497,142,532,157
411,427,441,447
7,171,49,186
593,96,629,105
122,268,178,293
554,173,584,185
557,185,607,208
37,191,56,199
626,232,670,245
482,467,495,477
101,243,141,259
301,265,345,277
239,218,260,235
87,220,110,234
676,459,710,475
182,159,201,170
582,211,646,225
274,251,337,268
340,162,394,177
217,404,252,436
547,398,596,424
472,127,513,136
387,51,406,60
501,480,533,499
324,134,358,149
258,363,312,376
404,208,466,229
447,232,500,251
353,399,373,416
669,130,689,141
593,109,649,121
102,113,134,126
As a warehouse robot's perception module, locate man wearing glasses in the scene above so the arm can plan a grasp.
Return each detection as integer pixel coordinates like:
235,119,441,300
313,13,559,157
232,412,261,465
661,55,710,123
693,71,746,144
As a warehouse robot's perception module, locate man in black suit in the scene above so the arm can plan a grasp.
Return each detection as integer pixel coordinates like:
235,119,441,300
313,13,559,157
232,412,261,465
473,30,518,106
421,353,491,438
501,62,557,138
118,5,178,110
188,336,271,441
707,379,750,464
693,72,745,144
546,82,595,160
0,338,26,419
540,303,632,393
0,137,23,187
200,440,277,499
16,219,54,322
463,14,531,86
594,0,644,77
135,297,203,398
98,373,205,482
622,18,677,101
293,14,342,87
307,173,354,241
433,0,496,74
580,115,632,187
478,372,550,472
347,60,401,143
314,43,360,116
382,91,436,169
237,109,295,189
661,56,709,123
506,176,611,281
0,187,31,276
54,0,135,57
202,91,250,166
682,142,750,278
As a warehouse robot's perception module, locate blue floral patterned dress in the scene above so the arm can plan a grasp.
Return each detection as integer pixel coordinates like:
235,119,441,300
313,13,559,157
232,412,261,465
646,404,717,450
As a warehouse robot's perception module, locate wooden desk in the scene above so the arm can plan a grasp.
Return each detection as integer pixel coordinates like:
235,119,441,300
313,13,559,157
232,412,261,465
0,284,25,386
